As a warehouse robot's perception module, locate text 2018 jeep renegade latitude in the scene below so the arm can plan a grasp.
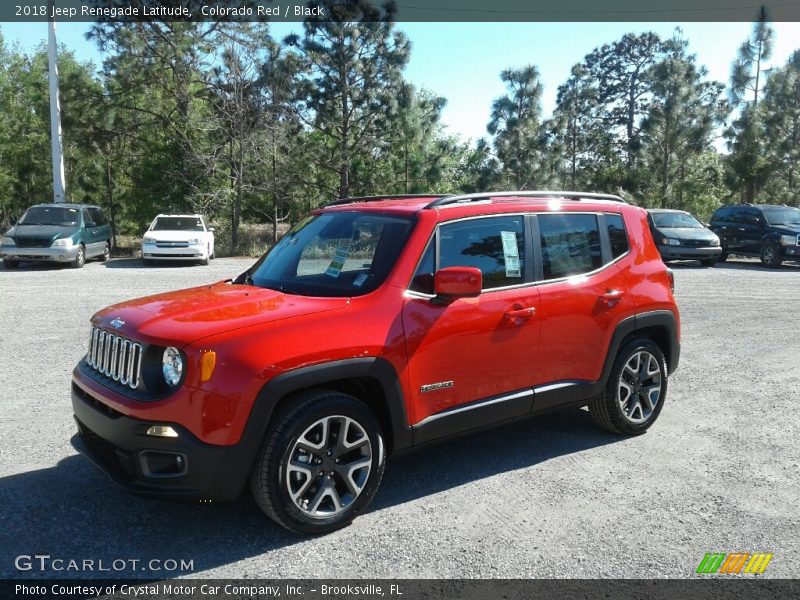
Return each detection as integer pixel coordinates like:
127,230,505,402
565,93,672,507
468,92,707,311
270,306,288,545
71,191,680,534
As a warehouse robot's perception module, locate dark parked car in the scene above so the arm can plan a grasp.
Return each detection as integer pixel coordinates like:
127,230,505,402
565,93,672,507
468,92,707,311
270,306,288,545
647,209,721,267
1,203,112,269
709,204,800,268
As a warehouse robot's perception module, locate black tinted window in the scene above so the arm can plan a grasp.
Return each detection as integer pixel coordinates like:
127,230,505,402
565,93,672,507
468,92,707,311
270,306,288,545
539,214,602,280
89,208,108,226
606,214,629,258
438,216,525,290
712,207,731,220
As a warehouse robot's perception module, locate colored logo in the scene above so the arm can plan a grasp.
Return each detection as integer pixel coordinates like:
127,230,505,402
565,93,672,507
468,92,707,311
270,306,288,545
696,552,773,574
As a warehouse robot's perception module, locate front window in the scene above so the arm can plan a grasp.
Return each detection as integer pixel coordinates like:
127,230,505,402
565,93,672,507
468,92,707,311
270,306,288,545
243,212,415,297
763,208,800,226
18,206,80,227
152,217,205,231
651,212,704,229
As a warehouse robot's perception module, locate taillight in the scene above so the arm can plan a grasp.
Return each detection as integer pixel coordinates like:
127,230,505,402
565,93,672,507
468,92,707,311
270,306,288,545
667,268,675,292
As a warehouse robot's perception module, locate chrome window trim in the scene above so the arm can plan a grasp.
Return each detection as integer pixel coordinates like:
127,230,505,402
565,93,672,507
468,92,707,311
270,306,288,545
404,210,631,299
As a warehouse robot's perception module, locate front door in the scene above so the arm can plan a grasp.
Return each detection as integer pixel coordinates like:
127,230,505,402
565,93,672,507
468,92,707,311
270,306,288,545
402,215,540,426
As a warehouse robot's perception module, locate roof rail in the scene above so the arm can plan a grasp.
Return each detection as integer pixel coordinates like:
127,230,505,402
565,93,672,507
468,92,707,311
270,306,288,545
326,193,449,207
424,190,626,209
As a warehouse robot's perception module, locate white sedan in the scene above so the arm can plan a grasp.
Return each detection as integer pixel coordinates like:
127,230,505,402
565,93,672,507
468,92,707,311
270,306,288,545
141,214,215,265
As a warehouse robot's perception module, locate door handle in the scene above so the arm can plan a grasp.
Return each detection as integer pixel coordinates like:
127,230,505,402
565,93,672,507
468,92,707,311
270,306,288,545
505,307,536,320
600,290,624,307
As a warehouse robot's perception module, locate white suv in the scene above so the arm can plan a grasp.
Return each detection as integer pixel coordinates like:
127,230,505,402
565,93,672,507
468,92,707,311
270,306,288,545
141,214,215,265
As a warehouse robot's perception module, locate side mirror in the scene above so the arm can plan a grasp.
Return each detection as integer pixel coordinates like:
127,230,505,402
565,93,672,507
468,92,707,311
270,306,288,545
434,267,482,300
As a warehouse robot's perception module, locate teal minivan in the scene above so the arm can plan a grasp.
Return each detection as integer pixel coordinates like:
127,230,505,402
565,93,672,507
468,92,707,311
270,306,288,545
1,204,112,269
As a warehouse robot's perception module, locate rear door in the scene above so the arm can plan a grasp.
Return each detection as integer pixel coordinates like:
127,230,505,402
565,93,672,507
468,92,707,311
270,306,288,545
402,215,540,426
81,208,103,257
532,212,633,410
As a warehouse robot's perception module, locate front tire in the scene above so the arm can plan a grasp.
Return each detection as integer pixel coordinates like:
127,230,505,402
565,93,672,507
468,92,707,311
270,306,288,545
760,241,782,268
701,258,717,267
70,245,85,269
250,390,385,535
589,338,668,435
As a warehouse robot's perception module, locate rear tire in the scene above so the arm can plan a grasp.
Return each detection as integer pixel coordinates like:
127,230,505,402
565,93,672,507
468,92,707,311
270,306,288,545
589,338,668,435
100,242,110,262
760,241,782,268
250,390,385,535
3,259,19,269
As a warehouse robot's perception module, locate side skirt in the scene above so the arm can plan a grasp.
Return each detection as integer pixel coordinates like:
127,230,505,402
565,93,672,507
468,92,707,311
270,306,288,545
411,381,598,446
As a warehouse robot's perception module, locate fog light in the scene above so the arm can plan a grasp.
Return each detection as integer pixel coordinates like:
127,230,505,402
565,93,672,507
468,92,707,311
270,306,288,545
146,425,179,438
140,450,187,478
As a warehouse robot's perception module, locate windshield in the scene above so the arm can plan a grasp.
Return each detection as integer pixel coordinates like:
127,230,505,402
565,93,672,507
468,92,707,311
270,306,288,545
651,212,704,229
152,217,205,231
18,206,80,227
763,208,800,226
241,212,415,297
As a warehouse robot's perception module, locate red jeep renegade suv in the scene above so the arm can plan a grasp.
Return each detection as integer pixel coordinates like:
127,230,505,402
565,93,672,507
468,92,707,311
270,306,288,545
71,191,680,534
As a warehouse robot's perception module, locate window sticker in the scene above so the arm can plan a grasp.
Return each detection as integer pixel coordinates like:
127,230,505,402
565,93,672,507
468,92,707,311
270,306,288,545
325,239,352,278
501,231,521,278
353,273,369,287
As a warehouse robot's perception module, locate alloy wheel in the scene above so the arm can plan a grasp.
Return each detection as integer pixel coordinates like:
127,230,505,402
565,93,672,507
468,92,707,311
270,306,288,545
617,350,662,424
285,415,372,519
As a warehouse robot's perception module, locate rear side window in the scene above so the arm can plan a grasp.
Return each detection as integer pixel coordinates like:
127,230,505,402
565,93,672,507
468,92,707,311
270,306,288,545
438,216,526,290
605,214,629,259
538,214,602,280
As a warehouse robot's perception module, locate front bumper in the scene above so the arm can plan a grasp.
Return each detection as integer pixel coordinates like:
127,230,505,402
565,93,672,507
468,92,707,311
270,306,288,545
658,245,721,261
779,245,800,259
1,244,79,262
71,381,253,502
142,244,207,261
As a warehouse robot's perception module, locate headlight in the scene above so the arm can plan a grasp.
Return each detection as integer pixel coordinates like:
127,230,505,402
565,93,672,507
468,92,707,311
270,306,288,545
662,238,680,246
52,238,75,246
1,236,14,246
162,347,183,387
187,238,202,246
780,234,797,246
709,236,720,247
143,237,156,245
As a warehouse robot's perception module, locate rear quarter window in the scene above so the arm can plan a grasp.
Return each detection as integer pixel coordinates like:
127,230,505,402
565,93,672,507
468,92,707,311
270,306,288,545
605,214,629,259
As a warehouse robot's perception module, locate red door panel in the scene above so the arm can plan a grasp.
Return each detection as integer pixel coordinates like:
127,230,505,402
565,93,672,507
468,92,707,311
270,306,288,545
535,264,632,385
402,286,540,424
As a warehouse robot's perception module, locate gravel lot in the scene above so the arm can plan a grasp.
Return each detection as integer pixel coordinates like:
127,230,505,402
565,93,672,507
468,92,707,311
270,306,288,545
1,256,799,579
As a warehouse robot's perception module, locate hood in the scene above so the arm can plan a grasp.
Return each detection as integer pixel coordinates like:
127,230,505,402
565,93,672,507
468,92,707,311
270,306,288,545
92,282,349,345
145,230,208,241
771,223,800,235
8,225,79,240
653,226,717,241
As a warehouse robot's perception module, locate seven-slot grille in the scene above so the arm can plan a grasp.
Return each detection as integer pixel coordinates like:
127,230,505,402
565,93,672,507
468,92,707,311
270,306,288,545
86,326,142,389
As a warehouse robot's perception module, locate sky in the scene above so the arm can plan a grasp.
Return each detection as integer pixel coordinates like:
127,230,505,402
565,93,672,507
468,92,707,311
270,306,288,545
2,20,800,144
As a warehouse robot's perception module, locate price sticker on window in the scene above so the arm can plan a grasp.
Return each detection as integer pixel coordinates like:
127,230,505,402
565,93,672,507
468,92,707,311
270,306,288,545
501,231,521,278
325,239,352,278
